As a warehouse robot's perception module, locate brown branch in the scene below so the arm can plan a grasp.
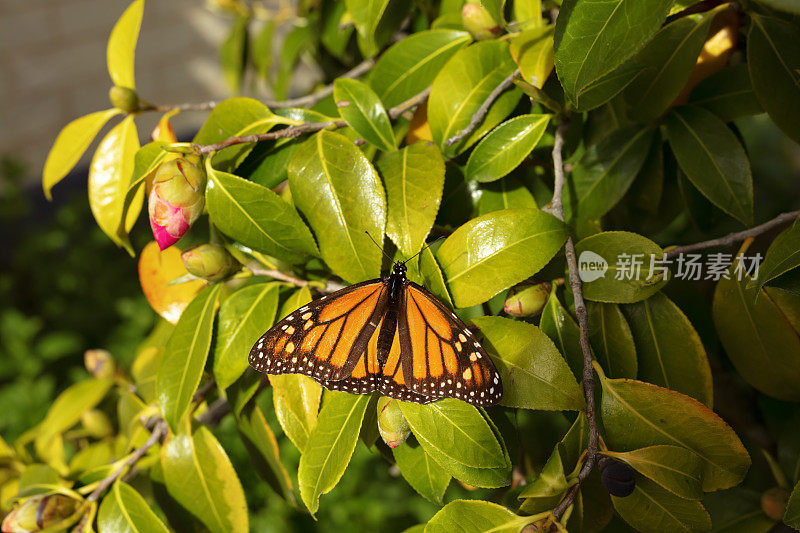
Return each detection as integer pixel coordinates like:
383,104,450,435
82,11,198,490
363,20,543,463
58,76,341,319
547,117,599,524
192,379,217,403
665,210,800,258
193,86,431,155
196,398,231,427
150,101,218,113
444,69,520,147
247,263,347,294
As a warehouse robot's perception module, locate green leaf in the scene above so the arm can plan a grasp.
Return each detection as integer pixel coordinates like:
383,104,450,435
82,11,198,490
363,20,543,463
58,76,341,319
756,0,800,14
393,442,451,504
88,115,141,254
596,364,751,492
553,0,672,106
299,392,370,514
157,285,221,432
206,165,318,264
704,488,775,533
37,378,113,441
428,41,521,157
220,16,249,94
664,106,753,225
573,62,645,111
748,14,800,144
712,268,800,401
418,246,454,309
509,26,554,87
346,0,410,56
425,500,528,533
567,125,653,220
587,301,637,379
514,0,542,28
288,131,386,284
477,175,537,215
623,292,713,406
252,20,274,80
399,399,511,487
334,78,395,151
379,142,445,258
43,109,120,200
465,114,550,183
470,316,584,410
107,0,143,89
270,374,321,451
539,290,583,378
274,24,313,99
751,218,800,292
481,0,506,26
162,425,248,533
436,208,567,307
518,445,567,511
612,476,711,533
98,482,170,533
574,231,667,303
603,445,703,500
623,11,717,122
370,30,471,108
237,405,295,503
688,64,762,121
787,480,800,528
130,141,168,191
213,282,279,389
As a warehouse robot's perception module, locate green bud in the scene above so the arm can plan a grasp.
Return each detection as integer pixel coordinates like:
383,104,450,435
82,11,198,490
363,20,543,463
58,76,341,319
181,243,238,281
462,2,501,41
84,349,115,379
504,281,550,317
108,85,140,113
377,396,411,448
1,494,79,532
761,486,789,521
81,409,113,439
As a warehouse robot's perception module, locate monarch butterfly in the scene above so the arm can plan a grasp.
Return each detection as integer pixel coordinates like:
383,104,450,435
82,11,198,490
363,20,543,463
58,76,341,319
249,261,502,406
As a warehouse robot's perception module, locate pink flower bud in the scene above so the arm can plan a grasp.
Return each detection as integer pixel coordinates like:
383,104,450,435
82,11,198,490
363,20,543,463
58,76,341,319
1,494,79,532
181,243,238,281
462,2,501,41
148,157,207,250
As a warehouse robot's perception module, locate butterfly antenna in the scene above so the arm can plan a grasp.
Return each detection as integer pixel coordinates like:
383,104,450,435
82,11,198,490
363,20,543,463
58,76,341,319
402,236,445,265
364,231,394,262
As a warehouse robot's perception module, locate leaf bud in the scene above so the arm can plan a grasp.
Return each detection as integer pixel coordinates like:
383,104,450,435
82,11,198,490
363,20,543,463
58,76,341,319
761,486,789,521
1,494,79,532
83,349,115,379
462,2,501,41
181,243,238,282
504,281,550,317
148,158,207,250
108,85,140,113
599,456,636,497
377,396,411,448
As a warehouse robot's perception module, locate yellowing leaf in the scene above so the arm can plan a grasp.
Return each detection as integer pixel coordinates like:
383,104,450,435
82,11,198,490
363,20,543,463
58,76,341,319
138,241,205,325
107,0,144,89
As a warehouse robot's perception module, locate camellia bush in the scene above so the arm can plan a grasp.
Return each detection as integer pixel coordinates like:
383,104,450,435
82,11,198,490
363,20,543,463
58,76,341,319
4,0,800,531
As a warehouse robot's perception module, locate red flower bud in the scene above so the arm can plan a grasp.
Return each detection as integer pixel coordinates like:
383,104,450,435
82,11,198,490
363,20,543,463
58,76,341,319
148,157,207,250
761,487,789,521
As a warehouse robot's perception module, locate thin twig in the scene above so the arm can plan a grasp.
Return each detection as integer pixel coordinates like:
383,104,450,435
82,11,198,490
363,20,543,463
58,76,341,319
665,210,800,258
150,101,218,113
444,68,520,147
548,117,599,523
86,420,167,502
193,87,431,155
196,398,231,427
248,263,347,294
192,379,217,403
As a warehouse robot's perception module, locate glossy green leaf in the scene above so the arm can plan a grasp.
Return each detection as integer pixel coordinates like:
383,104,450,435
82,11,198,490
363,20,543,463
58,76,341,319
539,290,583,378
346,0,409,56
393,443,451,504
573,62,645,111
334,78,395,150
425,500,529,533
751,218,800,291
575,232,667,303
509,26,554,87
612,476,711,533
437,208,567,307
787,480,800,528
603,445,703,500
107,0,143,89
596,364,751,492
713,269,800,401
220,16,248,94
624,11,717,122
477,175,537,215
428,41,521,157
270,374,322,452
418,246,454,309
481,0,506,26
288,131,386,284
688,64,762,121
98,482,170,533
379,142,445,258
88,115,141,254
130,141,168,191
518,445,567,512
568,126,653,220
37,378,112,441
553,0,672,106
465,114,549,183
206,165,318,264
213,282,279,389
299,392,370,514
157,285,221,431
514,0,542,27
471,316,584,410
162,425,248,533
587,301,637,379
237,405,294,503
623,292,713,406
43,109,120,200
664,106,753,225
370,30,471,108
748,15,800,144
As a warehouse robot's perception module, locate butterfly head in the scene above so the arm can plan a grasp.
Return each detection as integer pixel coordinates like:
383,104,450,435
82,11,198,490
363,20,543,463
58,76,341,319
392,262,407,278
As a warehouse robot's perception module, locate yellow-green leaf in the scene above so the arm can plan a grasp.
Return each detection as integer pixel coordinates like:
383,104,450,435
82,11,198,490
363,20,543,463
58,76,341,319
97,482,170,533
603,445,703,500
107,0,144,89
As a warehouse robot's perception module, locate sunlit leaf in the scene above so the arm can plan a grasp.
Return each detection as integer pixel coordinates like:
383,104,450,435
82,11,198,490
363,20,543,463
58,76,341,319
425,500,529,533
509,26,554,87
98,482,170,533
465,114,550,183
138,241,204,325
107,0,143,89
750,218,800,292
334,78,395,150
393,442,450,504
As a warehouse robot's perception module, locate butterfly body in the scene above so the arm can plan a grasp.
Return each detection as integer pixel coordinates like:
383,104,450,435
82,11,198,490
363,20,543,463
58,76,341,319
249,262,502,406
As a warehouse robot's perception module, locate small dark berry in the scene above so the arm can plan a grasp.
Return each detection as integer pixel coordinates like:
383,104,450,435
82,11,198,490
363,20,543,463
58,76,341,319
599,456,636,497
